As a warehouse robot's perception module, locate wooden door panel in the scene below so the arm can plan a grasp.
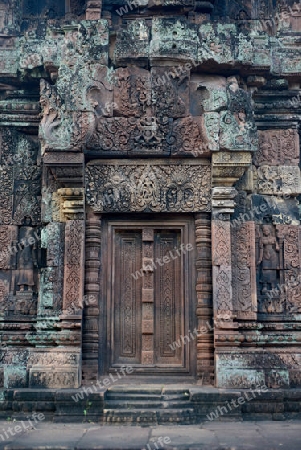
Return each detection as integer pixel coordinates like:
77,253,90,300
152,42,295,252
113,231,142,365
154,231,183,366
109,223,190,373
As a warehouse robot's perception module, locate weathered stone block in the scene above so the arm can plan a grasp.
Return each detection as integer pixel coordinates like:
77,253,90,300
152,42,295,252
114,20,149,65
254,166,301,196
198,23,236,65
29,367,80,388
151,18,197,62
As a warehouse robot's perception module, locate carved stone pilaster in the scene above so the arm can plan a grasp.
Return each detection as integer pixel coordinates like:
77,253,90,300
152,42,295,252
212,218,233,319
82,215,101,382
211,187,237,360
195,213,214,385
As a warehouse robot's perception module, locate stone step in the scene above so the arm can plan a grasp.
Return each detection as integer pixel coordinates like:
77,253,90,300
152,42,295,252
105,392,189,402
103,408,197,424
156,408,197,424
107,386,163,395
104,400,162,409
105,392,162,401
103,409,157,424
104,400,192,409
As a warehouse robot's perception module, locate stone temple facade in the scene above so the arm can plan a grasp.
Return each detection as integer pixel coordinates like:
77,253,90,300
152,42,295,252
0,0,301,398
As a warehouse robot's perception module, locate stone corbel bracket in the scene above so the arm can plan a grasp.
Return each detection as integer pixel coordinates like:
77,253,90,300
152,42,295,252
43,152,85,186
212,151,252,188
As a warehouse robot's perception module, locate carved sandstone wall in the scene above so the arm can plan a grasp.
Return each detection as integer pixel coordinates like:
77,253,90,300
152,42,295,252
0,0,300,389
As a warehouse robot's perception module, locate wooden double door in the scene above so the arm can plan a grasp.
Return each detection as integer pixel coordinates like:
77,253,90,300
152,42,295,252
103,219,195,375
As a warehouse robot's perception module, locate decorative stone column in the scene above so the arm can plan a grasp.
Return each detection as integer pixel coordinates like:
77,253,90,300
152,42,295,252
82,214,102,382
211,151,254,387
195,213,214,385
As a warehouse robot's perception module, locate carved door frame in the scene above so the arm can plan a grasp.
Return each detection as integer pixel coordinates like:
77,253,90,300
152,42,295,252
100,215,197,377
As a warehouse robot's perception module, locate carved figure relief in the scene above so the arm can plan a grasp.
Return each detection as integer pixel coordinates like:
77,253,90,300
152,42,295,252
256,225,283,313
258,225,280,293
13,167,41,226
152,66,189,119
15,217,37,293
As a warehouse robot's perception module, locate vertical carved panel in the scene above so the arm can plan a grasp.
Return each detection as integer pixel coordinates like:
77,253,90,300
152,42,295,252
231,222,257,319
212,220,233,316
195,214,213,384
277,225,301,315
281,226,301,270
83,215,101,381
63,220,85,310
0,166,13,225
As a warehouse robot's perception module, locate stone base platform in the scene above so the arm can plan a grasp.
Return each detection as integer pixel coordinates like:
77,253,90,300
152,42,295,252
1,386,301,424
